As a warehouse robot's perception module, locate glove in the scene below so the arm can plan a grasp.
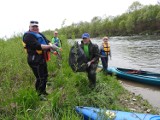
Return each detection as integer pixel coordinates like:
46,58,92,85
87,61,92,67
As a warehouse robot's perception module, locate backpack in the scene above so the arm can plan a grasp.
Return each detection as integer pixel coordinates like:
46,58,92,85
69,42,88,72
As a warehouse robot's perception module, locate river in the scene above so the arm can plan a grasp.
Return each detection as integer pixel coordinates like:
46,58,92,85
77,35,160,111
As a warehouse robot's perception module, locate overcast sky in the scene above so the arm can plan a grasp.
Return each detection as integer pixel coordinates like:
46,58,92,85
0,0,158,38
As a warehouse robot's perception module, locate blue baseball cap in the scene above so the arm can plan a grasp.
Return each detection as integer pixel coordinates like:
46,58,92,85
82,33,90,39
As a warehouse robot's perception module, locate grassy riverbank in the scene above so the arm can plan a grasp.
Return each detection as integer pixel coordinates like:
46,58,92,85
0,35,159,120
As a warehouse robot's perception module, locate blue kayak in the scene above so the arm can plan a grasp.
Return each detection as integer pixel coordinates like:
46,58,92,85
106,67,160,86
75,106,160,120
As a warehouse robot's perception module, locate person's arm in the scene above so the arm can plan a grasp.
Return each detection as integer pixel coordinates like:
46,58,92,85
41,44,59,51
41,44,52,50
109,50,112,59
108,42,111,59
24,33,59,51
90,44,100,63
38,33,60,51
87,44,99,67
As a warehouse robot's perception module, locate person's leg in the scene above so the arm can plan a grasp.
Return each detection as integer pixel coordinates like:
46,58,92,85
101,57,107,70
40,62,48,95
29,62,48,95
105,57,109,69
87,64,98,88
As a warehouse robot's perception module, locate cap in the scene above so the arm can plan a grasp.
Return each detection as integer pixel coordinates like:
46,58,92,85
30,21,39,27
82,33,90,39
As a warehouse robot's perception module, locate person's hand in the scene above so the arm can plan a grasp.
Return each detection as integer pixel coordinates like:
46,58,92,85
56,47,62,52
87,61,92,67
50,48,54,53
59,48,62,51
53,51,58,55
51,44,58,50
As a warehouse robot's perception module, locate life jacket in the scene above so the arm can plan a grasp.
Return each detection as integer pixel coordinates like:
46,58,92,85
103,42,110,55
22,31,50,62
52,37,62,47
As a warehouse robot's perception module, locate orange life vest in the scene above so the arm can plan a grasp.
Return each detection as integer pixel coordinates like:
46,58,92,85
103,42,110,55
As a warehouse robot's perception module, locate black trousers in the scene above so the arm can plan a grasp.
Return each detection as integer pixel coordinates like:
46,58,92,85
86,63,98,86
29,62,48,94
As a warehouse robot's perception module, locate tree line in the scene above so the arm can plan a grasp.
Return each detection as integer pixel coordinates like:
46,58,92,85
45,1,160,38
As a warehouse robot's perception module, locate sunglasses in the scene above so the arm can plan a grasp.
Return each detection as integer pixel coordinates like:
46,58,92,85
30,21,38,24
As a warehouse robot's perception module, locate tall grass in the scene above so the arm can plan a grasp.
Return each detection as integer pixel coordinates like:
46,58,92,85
0,34,158,120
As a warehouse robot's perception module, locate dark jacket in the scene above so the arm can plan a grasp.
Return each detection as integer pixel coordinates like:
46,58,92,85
80,40,99,64
23,32,50,64
23,32,50,54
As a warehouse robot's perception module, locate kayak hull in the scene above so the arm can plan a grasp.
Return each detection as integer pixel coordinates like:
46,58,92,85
106,67,160,86
75,106,160,120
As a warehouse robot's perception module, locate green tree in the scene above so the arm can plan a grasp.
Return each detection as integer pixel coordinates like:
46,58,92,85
90,16,102,37
127,1,143,13
125,15,135,34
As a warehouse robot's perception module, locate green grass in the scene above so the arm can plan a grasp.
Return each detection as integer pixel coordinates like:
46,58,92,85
0,34,159,120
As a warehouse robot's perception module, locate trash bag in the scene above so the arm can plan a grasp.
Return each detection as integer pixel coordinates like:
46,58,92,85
69,42,88,72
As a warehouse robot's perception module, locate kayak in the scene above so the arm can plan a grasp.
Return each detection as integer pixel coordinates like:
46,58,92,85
75,106,160,120
106,67,160,86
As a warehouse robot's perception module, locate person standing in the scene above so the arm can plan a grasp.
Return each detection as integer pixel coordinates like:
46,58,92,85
51,31,62,67
99,36,111,70
51,31,62,47
22,21,59,98
80,33,99,88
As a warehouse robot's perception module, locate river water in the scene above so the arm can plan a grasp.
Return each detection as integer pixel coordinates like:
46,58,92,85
77,35,160,111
